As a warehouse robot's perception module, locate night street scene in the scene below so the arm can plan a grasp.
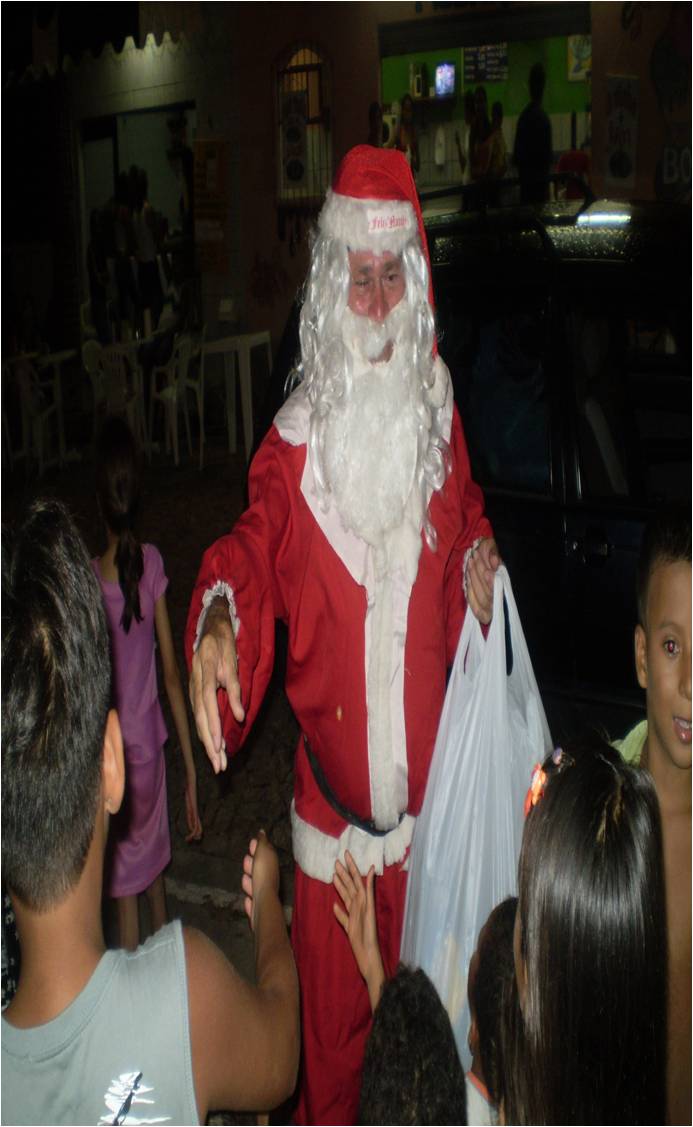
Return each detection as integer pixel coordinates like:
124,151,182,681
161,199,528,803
1,3,690,1126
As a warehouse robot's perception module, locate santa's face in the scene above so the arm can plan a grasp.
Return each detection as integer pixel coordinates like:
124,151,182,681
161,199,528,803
347,249,405,320
347,250,406,364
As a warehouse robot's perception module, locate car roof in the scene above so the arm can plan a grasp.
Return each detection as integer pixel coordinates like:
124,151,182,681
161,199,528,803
421,188,690,293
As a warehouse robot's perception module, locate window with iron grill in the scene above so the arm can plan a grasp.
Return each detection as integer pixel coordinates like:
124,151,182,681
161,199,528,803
276,45,332,209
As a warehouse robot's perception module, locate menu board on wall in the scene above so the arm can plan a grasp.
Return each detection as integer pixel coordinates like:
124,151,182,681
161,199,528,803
605,76,638,190
463,43,508,84
194,139,229,274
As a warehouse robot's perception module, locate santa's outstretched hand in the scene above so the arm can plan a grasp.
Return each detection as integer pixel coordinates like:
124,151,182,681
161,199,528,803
189,595,244,774
466,536,501,624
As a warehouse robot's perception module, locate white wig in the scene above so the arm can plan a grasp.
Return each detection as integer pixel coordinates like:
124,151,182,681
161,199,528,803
293,225,451,551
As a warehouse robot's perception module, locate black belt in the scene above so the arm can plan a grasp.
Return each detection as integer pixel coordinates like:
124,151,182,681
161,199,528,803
303,736,405,838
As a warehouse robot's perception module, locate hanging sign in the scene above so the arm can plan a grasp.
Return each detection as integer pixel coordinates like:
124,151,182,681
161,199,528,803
463,43,508,84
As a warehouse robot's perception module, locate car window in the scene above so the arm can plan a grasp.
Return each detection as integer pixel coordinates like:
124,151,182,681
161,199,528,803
568,302,691,505
436,283,552,495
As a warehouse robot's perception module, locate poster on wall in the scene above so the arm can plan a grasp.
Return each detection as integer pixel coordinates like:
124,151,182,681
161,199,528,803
650,7,691,202
463,43,508,84
567,35,591,82
605,75,638,190
194,139,229,274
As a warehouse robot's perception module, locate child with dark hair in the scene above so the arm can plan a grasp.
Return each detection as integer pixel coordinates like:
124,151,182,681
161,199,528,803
1,499,300,1124
333,853,467,1125
466,897,517,1124
507,736,667,1125
94,415,202,949
614,507,691,1124
360,965,467,1126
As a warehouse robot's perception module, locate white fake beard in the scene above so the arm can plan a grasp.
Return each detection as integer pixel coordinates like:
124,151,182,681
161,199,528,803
322,302,425,553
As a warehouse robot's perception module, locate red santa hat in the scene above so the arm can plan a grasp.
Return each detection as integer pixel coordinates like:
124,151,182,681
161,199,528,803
318,144,435,314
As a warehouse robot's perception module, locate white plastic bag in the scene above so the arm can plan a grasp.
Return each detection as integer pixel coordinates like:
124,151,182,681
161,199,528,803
400,565,552,1069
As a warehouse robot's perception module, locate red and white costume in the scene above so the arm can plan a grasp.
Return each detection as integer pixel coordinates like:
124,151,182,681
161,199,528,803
185,147,491,1125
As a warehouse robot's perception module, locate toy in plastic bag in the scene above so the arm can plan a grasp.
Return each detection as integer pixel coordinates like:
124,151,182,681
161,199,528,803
400,565,551,1070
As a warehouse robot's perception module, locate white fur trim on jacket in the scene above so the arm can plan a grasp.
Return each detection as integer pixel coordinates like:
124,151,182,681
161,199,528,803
276,364,454,832
291,799,415,883
319,189,417,256
193,581,240,651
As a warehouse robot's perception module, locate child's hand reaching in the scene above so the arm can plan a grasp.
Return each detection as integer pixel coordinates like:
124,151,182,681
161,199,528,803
333,851,385,1012
242,830,280,932
184,773,203,842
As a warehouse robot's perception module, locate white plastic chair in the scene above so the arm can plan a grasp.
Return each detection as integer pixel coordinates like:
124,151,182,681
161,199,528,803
101,345,146,450
14,361,62,477
149,334,193,466
181,326,206,469
222,330,272,461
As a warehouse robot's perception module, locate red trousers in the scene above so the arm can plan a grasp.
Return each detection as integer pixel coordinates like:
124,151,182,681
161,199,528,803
291,856,409,1125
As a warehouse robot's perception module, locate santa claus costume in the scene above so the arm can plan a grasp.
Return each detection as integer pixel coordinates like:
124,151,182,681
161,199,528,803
186,146,491,1125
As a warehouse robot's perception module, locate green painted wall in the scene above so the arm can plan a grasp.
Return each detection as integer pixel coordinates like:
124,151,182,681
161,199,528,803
381,36,590,120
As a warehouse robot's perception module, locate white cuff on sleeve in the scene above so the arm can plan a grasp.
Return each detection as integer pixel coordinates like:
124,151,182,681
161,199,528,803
193,581,240,651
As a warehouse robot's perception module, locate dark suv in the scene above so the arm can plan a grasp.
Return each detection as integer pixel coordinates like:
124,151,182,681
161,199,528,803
264,194,691,737
426,193,690,733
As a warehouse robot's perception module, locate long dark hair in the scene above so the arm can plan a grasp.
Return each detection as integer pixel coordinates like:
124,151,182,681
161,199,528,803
505,735,667,1125
95,416,144,633
469,896,518,1107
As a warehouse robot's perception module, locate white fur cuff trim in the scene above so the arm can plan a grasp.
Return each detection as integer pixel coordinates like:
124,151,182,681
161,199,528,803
291,799,415,883
319,190,417,256
193,581,240,651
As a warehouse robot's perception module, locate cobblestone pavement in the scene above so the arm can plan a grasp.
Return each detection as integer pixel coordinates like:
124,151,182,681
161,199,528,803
3,429,298,1125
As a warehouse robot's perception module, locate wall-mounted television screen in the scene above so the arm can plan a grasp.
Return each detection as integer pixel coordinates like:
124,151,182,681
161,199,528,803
435,62,455,97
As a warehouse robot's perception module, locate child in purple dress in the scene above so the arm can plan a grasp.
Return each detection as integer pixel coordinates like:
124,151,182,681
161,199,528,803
94,416,202,949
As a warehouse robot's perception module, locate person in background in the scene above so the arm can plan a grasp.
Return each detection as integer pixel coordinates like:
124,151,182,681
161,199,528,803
488,102,507,182
132,168,164,333
394,93,420,175
513,63,553,204
613,508,691,1125
87,209,110,344
94,416,202,951
465,897,518,1125
1,498,300,1125
368,101,384,148
455,89,476,186
556,141,591,200
469,86,492,183
109,171,138,333
506,737,667,1124
333,852,467,1126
